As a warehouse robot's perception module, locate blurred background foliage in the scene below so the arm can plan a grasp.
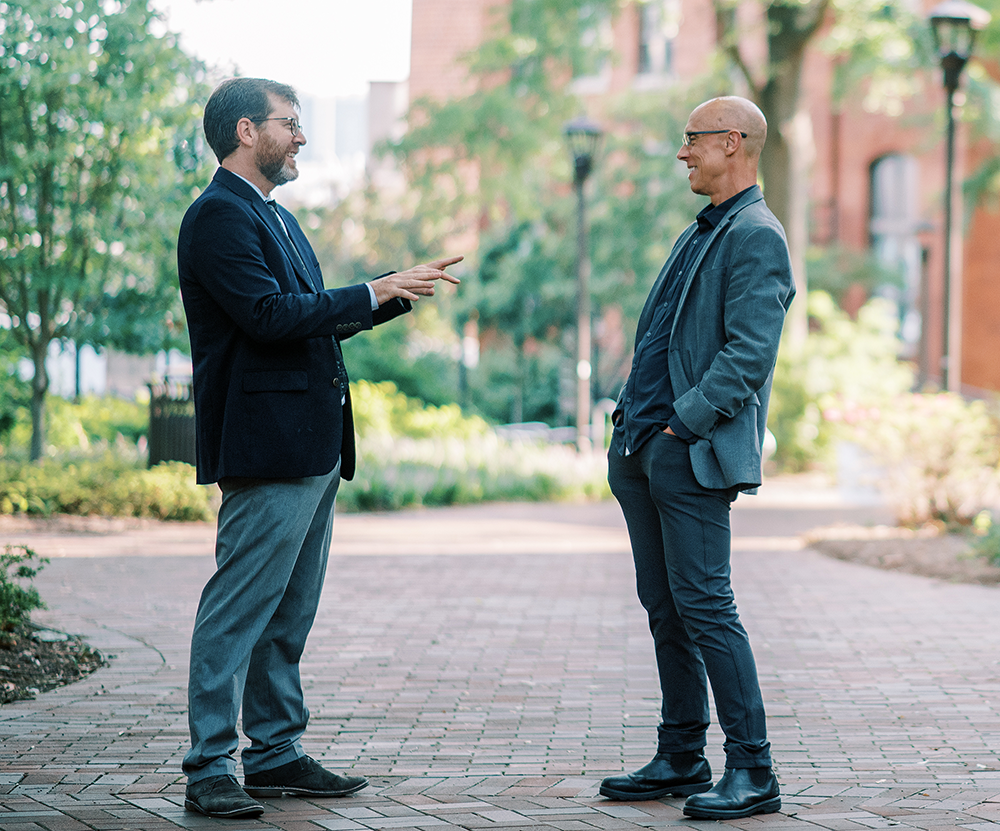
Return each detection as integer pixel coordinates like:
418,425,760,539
2,0,1000,525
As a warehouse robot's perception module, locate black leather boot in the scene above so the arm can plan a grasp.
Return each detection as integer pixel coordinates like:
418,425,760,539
682,766,780,819
599,750,712,800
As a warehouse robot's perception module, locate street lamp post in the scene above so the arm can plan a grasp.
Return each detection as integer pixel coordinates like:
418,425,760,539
928,0,990,392
564,116,603,452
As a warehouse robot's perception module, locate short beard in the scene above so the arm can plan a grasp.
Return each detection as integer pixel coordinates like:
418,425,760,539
256,132,298,187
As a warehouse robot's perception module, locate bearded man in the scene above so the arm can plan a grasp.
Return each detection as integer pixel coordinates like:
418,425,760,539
176,77,460,819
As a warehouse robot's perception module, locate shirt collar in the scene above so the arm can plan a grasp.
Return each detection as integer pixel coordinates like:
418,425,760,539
695,185,756,231
228,170,270,203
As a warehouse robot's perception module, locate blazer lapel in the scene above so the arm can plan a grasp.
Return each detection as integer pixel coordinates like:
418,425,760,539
254,200,318,293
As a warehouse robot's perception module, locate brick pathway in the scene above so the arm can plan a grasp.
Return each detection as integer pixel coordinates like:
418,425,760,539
3,478,1000,829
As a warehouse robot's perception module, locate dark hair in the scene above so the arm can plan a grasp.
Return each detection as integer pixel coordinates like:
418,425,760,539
203,77,300,162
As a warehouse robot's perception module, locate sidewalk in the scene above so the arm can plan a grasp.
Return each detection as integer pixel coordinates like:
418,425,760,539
3,477,1000,830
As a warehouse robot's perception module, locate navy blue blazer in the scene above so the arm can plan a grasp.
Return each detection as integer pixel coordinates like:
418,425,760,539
177,167,409,484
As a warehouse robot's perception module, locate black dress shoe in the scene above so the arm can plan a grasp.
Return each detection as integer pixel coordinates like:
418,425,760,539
682,766,780,819
244,755,369,798
599,750,712,800
185,774,264,818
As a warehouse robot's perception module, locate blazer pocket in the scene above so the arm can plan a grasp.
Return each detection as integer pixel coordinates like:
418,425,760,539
242,370,309,393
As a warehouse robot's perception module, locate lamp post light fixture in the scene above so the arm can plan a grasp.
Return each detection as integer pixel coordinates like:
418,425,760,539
564,115,603,452
928,0,990,392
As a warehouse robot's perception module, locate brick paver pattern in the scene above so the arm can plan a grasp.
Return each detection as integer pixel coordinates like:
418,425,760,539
2,486,1000,830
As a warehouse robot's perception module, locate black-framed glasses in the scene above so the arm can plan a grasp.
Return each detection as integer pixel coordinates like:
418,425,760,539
257,117,303,137
683,129,747,146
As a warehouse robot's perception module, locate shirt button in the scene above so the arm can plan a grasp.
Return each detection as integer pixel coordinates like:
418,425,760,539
332,378,340,387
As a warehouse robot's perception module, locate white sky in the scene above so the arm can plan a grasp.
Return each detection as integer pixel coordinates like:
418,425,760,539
151,0,413,99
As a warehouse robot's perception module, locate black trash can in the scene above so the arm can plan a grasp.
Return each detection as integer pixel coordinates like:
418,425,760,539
147,382,197,467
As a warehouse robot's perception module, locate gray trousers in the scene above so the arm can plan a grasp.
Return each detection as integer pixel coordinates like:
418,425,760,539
608,433,771,769
183,464,341,783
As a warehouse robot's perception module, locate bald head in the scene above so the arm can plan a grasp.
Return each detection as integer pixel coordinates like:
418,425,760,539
689,96,767,162
691,96,766,161
678,96,766,204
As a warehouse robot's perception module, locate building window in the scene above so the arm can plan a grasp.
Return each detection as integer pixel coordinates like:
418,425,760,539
869,153,924,353
570,4,614,94
638,0,679,77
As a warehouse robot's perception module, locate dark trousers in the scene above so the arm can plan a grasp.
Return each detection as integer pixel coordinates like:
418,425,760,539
608,432,771,769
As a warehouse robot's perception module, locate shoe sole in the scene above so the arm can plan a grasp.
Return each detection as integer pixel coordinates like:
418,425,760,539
184,798,264,818
683,796,781,819
599,780,713,801
244,779,369,798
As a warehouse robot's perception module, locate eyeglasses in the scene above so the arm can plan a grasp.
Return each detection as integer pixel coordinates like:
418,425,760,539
683,129,747,146
257,117,303,137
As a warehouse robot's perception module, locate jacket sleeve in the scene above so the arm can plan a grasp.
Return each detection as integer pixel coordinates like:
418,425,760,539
672,221,795,438
181,197,377,343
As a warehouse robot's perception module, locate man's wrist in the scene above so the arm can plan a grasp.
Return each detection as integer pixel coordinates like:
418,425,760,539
667,413,696,442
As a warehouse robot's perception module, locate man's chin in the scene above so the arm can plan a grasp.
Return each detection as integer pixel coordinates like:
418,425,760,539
267,166,299,187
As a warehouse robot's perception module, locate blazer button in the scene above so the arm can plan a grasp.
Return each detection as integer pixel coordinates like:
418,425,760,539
332,378,340,387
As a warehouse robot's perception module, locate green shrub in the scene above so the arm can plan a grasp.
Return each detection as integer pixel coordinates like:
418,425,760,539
0,545,47,633
351,379,490,440
767,293,1000,529
969,510,1000,565
841,393,1000,528
0,456,213,521
0,384,608,519
349,379,608,509
8,394,148,454
340,433,610,513
768,292,914,471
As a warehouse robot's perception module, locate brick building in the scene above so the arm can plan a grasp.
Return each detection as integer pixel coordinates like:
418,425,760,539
408,0,1000,396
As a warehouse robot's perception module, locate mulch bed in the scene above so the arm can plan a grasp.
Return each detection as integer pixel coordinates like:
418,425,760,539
806,524,1000,586
0,623,105,705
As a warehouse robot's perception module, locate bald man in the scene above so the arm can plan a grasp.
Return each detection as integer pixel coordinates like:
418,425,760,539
601,96,795,819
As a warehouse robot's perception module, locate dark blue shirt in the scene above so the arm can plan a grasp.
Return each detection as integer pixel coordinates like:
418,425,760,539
612,188,752,456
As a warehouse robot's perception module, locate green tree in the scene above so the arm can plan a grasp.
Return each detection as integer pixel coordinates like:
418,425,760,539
0,0,210,459
335,0,935,425
382,0,702,424
0,328,28,447
713,0,926,343
301,186,465,407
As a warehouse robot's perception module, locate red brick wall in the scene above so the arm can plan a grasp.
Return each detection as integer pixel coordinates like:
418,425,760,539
962,136,1000,394
410,0,499,103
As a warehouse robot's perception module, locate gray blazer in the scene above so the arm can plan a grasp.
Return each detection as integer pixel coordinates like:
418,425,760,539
628,185,795,492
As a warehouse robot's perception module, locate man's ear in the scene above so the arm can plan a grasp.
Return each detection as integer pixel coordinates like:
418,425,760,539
235,117,257,149
724,131,742,157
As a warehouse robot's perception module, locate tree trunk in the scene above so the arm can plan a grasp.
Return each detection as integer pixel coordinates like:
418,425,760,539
718,0,829,345
29,343,49,462
758,56,813,345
